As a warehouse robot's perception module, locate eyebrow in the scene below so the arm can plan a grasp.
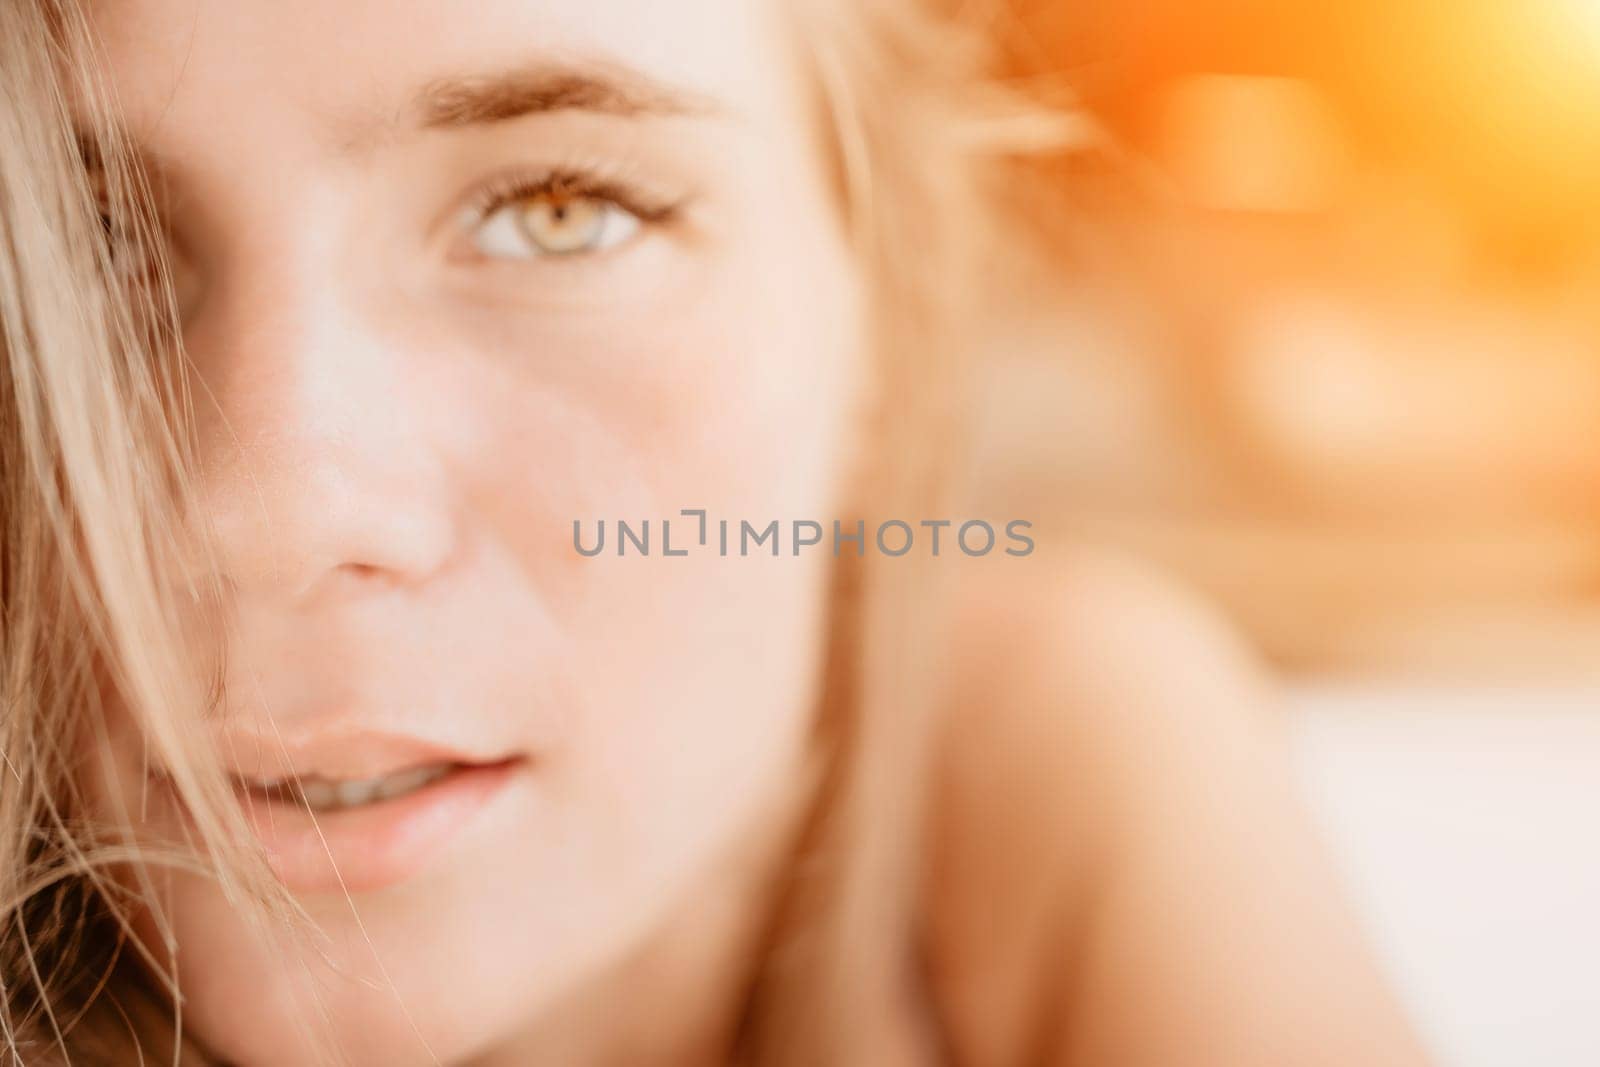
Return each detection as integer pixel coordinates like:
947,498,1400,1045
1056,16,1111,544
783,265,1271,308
413,61,715,129
77,60,721,175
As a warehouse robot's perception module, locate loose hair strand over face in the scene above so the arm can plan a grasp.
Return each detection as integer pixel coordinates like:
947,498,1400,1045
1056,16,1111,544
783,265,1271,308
0,2,292,1062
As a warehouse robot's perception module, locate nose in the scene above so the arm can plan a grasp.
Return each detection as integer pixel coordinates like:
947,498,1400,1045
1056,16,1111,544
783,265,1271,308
191,263,460,606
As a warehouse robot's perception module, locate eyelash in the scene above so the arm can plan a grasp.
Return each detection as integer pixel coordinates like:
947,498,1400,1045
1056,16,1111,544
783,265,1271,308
464,166,686,231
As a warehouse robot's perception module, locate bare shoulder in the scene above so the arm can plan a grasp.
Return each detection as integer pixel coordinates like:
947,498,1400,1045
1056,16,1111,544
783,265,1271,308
936,544,1274,731
920,546,1273,1064
924,544,1280,879
920,548,1427,1067
931,546,1283,834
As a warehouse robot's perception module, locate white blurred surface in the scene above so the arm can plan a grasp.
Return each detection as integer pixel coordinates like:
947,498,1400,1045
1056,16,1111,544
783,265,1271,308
1288,686,1600,1067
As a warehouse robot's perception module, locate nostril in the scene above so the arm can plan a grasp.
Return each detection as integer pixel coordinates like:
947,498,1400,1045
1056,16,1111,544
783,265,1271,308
200,414,458,602
321,558,422,594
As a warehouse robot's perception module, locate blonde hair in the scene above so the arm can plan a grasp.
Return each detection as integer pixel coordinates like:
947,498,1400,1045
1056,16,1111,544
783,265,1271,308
0,0,1075,1062
739,5,1076,1062
0,1,288,1061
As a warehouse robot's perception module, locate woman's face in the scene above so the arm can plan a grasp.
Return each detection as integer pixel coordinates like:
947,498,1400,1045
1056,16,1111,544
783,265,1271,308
85,0,863,1061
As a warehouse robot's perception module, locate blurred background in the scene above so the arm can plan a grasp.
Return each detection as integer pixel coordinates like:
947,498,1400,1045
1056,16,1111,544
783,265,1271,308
972,2,1600,1064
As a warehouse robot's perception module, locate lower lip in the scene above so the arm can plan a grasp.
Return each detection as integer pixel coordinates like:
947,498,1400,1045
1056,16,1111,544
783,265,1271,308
234,760,522,894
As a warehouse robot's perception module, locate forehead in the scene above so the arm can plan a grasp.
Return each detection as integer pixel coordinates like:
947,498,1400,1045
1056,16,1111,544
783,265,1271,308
85,0,799,150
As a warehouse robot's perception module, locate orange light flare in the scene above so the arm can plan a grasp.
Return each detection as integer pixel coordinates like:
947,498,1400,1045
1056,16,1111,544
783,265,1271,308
1563,0,1600,50
1403,1,1600,215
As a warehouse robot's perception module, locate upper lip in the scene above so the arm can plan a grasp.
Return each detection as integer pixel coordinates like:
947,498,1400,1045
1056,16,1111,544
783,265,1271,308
210,726,514,785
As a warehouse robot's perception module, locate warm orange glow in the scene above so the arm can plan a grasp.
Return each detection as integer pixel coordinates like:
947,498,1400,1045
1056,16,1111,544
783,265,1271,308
1560,0,1600,48
1158,76,1349,214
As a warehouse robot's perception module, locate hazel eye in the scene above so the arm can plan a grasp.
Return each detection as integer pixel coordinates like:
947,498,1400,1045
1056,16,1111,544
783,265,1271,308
472,189,641,260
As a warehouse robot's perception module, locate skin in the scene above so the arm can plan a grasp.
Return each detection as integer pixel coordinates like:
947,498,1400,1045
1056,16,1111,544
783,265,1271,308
90,0,858,1062
80,0,1433,1064
927,554,1433,1067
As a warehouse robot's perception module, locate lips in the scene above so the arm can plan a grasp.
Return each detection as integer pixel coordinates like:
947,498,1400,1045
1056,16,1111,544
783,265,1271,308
202,731,525,894
238,762,457,811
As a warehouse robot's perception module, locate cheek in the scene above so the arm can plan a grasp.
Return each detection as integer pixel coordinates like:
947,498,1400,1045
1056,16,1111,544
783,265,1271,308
436,204,863,861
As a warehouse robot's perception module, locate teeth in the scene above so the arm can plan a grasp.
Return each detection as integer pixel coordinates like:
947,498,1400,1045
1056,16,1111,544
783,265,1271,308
336,778,377,808
299,779,343,810
376,765,445,800
249,764,455,812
